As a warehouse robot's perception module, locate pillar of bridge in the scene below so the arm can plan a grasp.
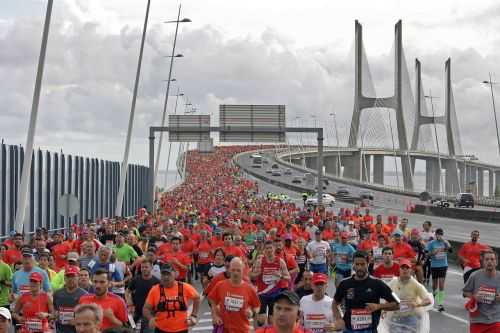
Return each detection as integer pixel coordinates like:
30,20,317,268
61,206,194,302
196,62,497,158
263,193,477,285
373,155,384,185
343,152,361,181
477,168,484,197
495,171,500,198
324,156,340,177
361,154,371,182
290,157,303,166
426,159,441,193
457,162,465,192
488,169,494,197
305,156,318,170
443,159,459,195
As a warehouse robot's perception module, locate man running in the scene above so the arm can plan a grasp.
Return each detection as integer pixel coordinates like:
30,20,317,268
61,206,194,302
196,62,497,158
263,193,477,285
458,230,491,284
463,250,500,333
331,232,355,287
208,257,260,333
53,266,88,333
332,251,399,333
306,230,330,274
373,247,400,284
300,273,340,332
255,290,308,333
426,228,452,312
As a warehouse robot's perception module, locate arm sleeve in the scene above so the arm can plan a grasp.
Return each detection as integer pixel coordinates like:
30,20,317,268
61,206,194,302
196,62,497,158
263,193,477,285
463,274,476,294
115,297,128,323
333,281,346,303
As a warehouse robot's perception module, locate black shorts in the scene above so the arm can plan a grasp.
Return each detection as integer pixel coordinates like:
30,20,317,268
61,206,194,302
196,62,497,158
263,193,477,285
431,267,447,279
258,290,284,316
197,263,212,277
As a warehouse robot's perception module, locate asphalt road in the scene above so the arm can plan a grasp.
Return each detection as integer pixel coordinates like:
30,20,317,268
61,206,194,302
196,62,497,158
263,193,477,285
237,152,500,247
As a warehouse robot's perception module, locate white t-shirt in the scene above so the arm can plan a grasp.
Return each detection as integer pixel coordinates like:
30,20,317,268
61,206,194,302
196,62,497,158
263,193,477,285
300,294,334,333
208,265,226,278
306,225,319,240
306,240,330,265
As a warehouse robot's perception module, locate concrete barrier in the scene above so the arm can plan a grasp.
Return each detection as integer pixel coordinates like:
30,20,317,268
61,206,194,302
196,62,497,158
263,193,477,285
414,204,500,224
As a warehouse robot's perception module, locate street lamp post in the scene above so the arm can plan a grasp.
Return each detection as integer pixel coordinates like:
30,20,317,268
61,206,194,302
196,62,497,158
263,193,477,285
115,0,151,217
153,4,191,194
482,74,500,155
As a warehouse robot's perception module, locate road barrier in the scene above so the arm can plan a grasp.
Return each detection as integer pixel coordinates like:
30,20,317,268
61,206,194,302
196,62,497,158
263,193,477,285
414,204,500,224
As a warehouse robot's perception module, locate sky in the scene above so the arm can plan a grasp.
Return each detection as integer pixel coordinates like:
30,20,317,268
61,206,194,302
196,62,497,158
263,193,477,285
2,0,500,169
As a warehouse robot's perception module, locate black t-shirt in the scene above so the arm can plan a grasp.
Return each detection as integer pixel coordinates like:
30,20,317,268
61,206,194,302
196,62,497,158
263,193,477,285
295,286,313,300
408,240,425,263
99,233,116,245
334,275,397,332
128,275,160,318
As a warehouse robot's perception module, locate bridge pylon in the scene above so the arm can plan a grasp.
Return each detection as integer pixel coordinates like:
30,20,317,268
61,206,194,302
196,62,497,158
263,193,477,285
348,20,413,190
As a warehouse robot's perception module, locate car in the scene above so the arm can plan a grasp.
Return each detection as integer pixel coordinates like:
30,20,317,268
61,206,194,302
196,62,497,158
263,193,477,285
336,186,350,197
454,192,475,208
292,176,302,184
250,153,263,159
359,191,374,201
263,159,269,164
432,198,450,208
272,169,281,176
284,168,292,175
271,163,279,169
266,168,273,174
251,162,262,168
305,193,336,207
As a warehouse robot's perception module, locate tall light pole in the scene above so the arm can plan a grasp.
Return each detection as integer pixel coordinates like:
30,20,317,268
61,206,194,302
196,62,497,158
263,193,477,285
153,5,191,194
482,74,500,155
164,89,184,189
15,0,53,233
425,91,444,194
115,0,151,217
329,112,342,177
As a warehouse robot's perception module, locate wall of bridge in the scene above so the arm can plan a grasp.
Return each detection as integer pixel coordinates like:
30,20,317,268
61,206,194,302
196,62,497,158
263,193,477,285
0,142,148,236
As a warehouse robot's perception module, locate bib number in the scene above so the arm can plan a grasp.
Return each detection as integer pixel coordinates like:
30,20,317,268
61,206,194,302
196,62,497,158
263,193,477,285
224,296,244,311
351,309,372,330
59,307,75,325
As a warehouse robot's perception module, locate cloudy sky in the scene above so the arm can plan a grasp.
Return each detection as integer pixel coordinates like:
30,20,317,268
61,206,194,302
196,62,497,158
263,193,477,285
2,0,500,169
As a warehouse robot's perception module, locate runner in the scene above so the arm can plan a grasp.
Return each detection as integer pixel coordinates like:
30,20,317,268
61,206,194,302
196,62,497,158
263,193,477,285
463,250,500,333
126,259,160,333
294,271,314,299
0,246,12,309
12,271,55,333
332,251,399,333
0,308,11,333
53,266,88,333
143,263,200,333
331,232,355,287
420,221,434,285
251,240,290,326
306,230,330,274
73,303,102,333
373,247,400,284
12,249,51,296
300,273,340,332
458,230,491,284
255,290,308,333
380,259,432,333
425,228,452,312
79,268,128,330
208,257,260,333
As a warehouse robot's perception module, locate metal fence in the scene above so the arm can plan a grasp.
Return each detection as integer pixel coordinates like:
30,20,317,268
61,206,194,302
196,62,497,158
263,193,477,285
0,142,148,236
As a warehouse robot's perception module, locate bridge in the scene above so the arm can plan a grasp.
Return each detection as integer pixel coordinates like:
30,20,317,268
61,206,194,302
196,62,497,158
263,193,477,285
274,20,500,203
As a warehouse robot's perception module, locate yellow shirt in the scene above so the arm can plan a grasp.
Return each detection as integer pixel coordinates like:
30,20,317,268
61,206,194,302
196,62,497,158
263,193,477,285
388,277,429,317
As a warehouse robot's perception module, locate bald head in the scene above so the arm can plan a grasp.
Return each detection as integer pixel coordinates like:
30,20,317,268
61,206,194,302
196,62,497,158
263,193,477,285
229,257,244,283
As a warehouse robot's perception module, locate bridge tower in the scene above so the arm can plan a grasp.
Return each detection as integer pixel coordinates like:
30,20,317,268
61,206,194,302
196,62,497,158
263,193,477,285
348,20,414,190
412,58,463,193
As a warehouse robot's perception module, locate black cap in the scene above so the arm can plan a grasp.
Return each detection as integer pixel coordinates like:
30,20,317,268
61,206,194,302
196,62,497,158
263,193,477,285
22,248,33,257
160,263,176,274
315,229,322,235
435,228,444,235
275,290,300,306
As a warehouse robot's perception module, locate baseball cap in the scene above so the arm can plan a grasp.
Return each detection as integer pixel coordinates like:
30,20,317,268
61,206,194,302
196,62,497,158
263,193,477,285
392,230,403,237
22,248,33,257
435,228,444,235
67,252,79,262
0,307,11,320
275,290,300,306
340,232,349,239
29,272,43,282
65,266,80,276
312,273,328,285
160,263,176,274
284,234,293,241
399,258,412,268
314,229,322,235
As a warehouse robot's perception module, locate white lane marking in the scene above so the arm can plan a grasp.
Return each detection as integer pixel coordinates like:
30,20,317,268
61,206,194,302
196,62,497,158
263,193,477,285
430,308,469,324
192,326,214,331
203,311,211,316
448,269,463,276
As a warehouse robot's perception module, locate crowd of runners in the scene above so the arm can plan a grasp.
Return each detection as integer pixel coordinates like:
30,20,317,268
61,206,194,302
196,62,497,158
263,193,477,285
0,146,497,333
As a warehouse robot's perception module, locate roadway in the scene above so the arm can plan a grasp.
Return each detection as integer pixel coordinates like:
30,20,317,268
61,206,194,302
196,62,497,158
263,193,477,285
236,151,500,247
187,172,471,333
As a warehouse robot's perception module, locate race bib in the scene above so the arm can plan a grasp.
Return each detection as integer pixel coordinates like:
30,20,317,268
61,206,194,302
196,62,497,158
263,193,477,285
434,250,446,260
373,248,382,258
224,296,244,311
381,275,394,284
25,318,43,331
262,274,279,285
305,313,327,331
477,286,496,304
59,306,75,325
199,252,208,259
351,309,372,330
337,254,348,264
399,300,412,313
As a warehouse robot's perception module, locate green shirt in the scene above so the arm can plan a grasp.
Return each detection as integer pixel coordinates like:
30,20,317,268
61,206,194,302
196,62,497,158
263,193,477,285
113,243,138,263
0,261,12,306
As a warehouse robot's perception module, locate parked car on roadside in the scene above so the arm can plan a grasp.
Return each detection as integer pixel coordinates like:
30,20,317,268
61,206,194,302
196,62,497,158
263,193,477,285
454,192,474,208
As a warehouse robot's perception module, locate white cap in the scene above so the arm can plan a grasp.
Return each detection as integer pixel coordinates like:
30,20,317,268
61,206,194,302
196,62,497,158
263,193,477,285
0,307,11,320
